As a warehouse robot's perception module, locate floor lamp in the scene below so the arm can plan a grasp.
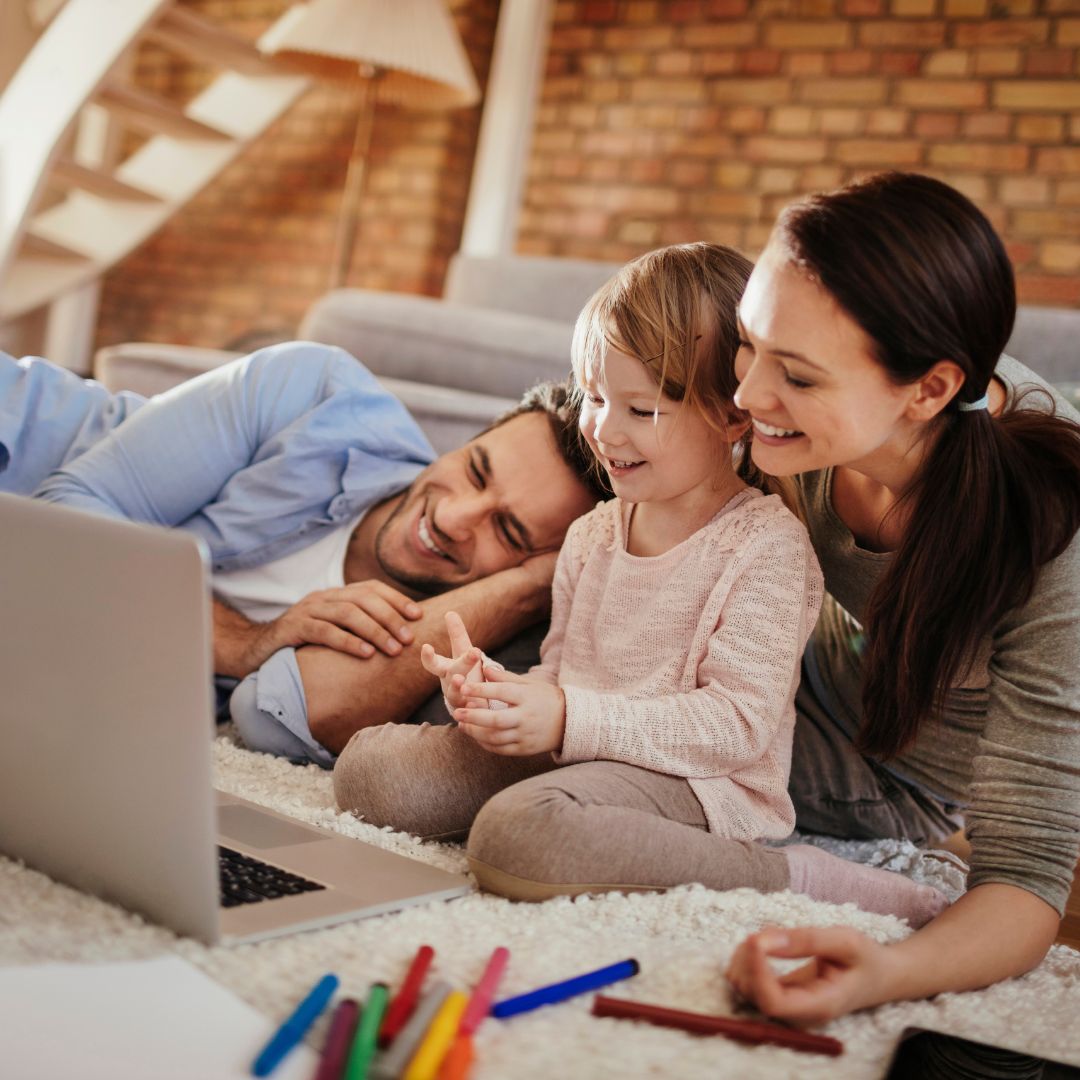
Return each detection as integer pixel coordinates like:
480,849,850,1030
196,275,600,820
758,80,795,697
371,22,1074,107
259,0,481,289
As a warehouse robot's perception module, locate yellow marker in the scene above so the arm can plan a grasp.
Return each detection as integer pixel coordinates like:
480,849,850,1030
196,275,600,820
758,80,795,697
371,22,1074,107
402,990,468,1080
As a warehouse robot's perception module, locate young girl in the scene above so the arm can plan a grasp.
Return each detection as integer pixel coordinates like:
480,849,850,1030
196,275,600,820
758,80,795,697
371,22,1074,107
334,242,948,926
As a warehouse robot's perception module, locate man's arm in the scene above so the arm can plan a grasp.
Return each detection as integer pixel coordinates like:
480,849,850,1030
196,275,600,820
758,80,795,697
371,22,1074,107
0,352,144,496
301,560,554,754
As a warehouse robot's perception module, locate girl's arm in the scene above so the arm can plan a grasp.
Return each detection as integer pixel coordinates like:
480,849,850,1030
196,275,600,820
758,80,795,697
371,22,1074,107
526,516,587,687
727,882,1060,1023
558,522,822,773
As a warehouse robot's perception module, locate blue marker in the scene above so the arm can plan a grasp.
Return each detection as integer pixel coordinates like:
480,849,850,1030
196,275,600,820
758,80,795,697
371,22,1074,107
491,959,639,1019
252,972,339,1077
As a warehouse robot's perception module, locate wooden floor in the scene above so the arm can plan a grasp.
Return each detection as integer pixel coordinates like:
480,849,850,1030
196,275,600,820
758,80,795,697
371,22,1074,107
1057,871,1080,951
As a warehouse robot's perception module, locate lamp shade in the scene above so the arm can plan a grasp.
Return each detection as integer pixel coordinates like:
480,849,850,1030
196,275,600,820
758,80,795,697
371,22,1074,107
258,0,481,109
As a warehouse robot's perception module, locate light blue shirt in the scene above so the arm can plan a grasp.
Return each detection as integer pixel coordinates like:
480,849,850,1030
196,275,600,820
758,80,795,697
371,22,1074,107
1,342,435,766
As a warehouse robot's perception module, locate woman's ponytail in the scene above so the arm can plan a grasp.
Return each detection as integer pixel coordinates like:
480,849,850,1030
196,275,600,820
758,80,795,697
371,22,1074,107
859,389,1080,756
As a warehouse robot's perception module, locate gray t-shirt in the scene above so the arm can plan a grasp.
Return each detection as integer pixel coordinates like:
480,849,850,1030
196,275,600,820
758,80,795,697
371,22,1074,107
799,355,1080,915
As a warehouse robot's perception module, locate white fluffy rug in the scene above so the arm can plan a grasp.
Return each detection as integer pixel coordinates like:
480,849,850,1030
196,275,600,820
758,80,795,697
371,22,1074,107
3,734,1079,1079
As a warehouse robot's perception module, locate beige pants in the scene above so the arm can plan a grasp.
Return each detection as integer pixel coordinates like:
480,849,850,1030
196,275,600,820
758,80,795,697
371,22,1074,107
333,723,789,901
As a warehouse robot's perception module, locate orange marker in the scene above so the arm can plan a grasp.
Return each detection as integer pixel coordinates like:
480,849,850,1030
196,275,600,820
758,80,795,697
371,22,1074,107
436,1034,474,1080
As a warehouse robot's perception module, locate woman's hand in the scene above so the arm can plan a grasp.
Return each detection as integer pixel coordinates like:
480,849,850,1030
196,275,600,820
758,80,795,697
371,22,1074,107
455,666,566,755
725,926,900,1024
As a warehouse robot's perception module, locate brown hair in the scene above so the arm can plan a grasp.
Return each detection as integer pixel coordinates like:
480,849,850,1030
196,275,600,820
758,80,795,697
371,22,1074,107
489,379,612,504
777,171,1080,757
571,242,754,441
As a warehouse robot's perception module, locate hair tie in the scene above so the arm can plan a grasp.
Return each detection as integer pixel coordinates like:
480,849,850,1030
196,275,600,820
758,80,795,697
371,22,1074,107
957,393,989,412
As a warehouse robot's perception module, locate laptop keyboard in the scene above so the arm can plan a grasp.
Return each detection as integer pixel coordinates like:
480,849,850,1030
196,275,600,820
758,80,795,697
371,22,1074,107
218,846,326,908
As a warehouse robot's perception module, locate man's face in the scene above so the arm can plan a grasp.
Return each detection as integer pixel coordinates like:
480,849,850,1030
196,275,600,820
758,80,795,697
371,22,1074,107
374,412,597,594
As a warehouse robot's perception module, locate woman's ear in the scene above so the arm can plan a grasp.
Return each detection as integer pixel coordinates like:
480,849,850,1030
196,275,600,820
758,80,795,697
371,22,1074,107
904,360,967,422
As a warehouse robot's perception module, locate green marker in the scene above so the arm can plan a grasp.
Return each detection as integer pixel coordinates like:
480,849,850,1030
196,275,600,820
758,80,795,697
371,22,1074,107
345,982,390,1080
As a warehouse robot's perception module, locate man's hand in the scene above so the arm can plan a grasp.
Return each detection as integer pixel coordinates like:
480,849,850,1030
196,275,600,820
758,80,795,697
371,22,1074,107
419,611,485,714
300,560,558,754
213,581,422,678
454,666,566,756
724,926,897,1024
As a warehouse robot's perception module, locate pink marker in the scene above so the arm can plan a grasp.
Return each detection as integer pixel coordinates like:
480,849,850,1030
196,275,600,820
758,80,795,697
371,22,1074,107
459,946,510,1036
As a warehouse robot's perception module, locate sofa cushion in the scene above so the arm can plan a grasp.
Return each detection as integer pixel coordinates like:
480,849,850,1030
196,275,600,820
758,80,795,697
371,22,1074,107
1056,382,1080,413
300,289,575,399
1007,306,1080,386
444,253,619,324
376,376,517,455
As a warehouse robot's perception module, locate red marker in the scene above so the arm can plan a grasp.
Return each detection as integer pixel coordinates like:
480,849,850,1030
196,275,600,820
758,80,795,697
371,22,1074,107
379,945,435,1047
592,995,844,1056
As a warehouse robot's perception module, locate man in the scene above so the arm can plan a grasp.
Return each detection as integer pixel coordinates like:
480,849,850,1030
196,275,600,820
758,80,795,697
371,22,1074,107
0,341,603,764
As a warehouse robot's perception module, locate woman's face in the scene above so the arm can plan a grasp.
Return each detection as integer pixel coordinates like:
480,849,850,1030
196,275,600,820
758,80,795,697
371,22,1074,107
733,242,921,480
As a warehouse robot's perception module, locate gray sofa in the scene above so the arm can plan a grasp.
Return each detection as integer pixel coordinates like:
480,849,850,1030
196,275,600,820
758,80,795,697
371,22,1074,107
96,253,621,452
97,253,1080,446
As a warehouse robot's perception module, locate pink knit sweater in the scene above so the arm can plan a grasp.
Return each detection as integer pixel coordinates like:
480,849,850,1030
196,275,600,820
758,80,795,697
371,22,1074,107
533,489,823,841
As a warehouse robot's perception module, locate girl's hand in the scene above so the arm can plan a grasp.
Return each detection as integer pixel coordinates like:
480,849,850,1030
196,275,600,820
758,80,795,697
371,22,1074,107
455,666,566,756
419,611,485,713
725,926,898,1024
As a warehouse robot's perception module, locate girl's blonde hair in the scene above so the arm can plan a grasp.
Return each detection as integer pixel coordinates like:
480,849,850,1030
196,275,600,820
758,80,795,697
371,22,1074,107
571,242,753,439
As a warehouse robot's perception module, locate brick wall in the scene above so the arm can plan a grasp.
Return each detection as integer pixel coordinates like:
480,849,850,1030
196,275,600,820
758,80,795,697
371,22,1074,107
95,0,498,351
97,0,1078,352
520,0,1080,306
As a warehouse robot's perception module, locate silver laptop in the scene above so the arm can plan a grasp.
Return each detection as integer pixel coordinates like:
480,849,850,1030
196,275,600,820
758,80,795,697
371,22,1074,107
0,493,471,945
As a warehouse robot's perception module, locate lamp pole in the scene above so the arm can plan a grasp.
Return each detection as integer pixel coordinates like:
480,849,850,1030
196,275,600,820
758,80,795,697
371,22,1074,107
330,68,381,289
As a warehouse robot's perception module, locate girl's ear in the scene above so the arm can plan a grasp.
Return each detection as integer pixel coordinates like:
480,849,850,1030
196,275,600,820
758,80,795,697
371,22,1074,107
904,359,967,422
721,407,752,444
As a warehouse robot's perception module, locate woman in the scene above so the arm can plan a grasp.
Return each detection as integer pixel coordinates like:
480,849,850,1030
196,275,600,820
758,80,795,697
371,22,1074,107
726,171,1080,1021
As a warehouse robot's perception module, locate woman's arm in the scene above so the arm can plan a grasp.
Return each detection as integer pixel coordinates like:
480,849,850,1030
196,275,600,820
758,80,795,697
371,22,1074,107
726,882,1060,1023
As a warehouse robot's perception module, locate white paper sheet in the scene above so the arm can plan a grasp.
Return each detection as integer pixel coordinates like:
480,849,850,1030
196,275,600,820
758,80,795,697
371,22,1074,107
0,956,320,1080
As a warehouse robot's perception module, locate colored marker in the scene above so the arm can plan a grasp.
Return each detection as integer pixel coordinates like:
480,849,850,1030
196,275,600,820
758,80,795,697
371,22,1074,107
313,998,359,1080
380,945,435,1047
344,982,390,1080
491,959,639,1019
252,973,339,1077
591,995,844,1056
459,947,509,1036
402,990,468,1080
435,1035,474,1080
370,981,452,1080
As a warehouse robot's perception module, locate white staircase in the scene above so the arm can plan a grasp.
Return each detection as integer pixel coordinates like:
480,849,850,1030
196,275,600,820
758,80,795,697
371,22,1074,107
0,0,310,323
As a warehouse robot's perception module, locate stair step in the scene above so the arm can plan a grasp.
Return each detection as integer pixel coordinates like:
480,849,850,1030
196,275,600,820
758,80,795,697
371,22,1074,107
20,233,89,261
96,83,233,142
146,6,284,77
49,159,163,203
0,0,310,322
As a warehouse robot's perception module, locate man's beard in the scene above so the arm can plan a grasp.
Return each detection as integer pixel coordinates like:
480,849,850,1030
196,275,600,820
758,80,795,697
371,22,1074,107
372,488,457,597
